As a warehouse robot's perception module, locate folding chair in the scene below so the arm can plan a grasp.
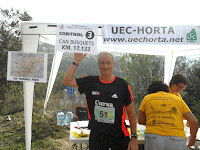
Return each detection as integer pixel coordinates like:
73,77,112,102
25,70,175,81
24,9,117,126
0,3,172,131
71,107,89,150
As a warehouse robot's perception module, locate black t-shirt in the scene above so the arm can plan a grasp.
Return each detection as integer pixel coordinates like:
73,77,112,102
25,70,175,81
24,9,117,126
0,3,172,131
76,75,134,137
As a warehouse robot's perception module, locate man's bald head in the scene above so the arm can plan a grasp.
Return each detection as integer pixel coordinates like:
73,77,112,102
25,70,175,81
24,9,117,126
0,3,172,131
98,52,114,63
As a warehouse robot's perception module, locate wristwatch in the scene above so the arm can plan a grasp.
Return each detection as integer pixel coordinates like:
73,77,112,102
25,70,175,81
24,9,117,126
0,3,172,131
131,133,138,138
72,62,79,66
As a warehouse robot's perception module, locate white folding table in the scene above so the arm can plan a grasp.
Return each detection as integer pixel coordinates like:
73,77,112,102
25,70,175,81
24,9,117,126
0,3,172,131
69,121,200,150
69,121,146,150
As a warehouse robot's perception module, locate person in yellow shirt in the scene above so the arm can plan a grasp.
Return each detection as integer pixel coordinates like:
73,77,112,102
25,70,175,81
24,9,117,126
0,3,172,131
168,74,187,98
138,81,198,150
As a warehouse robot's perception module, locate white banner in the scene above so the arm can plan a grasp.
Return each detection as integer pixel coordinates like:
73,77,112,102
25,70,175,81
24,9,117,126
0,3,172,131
56,24,98,53
7,51,48,83
102,25,200,45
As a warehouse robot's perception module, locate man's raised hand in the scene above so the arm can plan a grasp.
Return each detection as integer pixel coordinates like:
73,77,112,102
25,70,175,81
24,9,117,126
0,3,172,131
74,53,87,63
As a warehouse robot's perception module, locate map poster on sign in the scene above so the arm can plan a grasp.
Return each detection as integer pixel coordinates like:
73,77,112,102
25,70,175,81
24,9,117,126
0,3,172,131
56,24,98,54
102,25,200,45
7,51,48,83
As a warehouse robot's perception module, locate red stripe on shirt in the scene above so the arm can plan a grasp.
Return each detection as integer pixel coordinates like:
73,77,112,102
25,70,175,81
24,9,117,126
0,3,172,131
128,85,134,101
121,106,130,136
80,75,89,78
85,99,91,120
99,75,116,84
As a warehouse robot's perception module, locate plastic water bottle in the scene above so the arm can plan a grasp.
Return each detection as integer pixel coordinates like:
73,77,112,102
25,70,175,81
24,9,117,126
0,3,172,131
57,110,65,126
65,110,73,125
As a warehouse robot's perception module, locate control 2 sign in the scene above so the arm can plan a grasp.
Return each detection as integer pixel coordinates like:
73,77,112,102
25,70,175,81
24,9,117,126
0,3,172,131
103,25,200,45
56,24,98,53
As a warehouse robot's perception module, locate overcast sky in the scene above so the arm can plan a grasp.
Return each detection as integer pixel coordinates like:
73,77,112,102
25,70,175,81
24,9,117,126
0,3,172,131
1,0,200,25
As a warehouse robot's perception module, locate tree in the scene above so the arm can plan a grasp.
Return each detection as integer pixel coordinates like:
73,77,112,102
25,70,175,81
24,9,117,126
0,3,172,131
52,70,67,93
0,8,32,115
183,58,200,122
120,53,164,104
149,55,164,81
173,56,188,76
38,42,55,72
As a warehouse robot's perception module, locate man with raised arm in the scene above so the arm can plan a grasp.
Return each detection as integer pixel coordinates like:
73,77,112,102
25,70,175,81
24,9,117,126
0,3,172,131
63,52,138,150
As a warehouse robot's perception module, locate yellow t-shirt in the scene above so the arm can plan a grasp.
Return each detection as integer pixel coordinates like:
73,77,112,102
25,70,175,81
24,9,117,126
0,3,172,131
139,91,191,139
168,86,182,98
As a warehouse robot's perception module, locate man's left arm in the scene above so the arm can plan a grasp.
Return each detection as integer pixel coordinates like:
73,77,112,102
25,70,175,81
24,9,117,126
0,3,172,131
126,102,138,150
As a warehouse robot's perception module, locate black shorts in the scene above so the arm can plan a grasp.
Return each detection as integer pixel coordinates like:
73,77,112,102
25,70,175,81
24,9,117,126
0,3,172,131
89,129,130,150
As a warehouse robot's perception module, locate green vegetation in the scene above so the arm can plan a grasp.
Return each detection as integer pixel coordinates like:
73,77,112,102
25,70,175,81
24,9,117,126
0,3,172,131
120,53,164,104
0,8,72,149
0,98,70,150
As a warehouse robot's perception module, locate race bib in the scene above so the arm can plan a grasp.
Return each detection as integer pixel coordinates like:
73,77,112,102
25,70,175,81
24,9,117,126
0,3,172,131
94,105,115,124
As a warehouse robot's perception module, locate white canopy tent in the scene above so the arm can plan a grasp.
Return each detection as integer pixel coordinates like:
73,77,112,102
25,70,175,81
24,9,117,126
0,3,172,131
21,22,200,150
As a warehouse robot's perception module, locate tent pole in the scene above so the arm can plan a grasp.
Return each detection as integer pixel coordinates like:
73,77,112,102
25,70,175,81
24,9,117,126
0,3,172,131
43,51,63,115
164,51,177,85
22,34,39,150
